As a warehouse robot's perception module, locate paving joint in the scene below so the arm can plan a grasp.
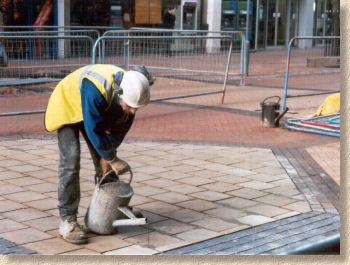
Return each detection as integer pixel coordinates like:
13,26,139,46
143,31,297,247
0,135,340,255
162,145,339,255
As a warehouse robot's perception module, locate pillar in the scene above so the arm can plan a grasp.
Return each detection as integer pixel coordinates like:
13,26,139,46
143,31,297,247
298,0,314,48
206,0,221,53
57,0,70,58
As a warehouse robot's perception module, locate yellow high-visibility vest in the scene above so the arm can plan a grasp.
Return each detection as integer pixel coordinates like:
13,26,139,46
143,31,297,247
45,64,124,132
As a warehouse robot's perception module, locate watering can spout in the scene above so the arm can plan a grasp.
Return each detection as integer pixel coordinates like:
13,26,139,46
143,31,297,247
113,218,147,226
112,206,147,227
275,107,289,126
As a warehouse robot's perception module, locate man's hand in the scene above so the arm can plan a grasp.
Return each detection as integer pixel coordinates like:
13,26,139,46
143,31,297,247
100,159,109,174
107,157,130,175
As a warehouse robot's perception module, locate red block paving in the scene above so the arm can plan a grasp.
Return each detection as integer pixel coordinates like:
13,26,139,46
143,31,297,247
0,90,338,152
132,103,321,145
0,101,332,147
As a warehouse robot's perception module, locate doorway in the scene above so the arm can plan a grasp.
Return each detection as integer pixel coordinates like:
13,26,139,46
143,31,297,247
265,0,287,47
256,0,296,49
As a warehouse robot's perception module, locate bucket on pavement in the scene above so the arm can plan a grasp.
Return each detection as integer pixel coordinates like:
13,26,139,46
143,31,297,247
261,96,289,128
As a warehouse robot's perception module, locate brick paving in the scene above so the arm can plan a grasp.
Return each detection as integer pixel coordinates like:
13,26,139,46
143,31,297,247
0,49,340,255
164,212,339,255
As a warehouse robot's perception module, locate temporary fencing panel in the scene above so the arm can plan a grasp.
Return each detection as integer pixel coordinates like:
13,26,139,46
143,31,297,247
0,30,244,136
0,35,93,122
0,25,121,33
0,26,105,62
282,36,340,111
0,35,93,80
0,29,99,37
92,31,245,103
285,113,340,137
0,30,100,45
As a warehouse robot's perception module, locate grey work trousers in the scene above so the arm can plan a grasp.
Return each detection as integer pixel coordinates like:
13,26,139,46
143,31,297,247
57,123,101,222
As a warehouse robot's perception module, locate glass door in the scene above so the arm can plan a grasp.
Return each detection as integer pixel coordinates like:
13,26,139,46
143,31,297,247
289,0,298,41
267,0,286,47
266,0,278,46
256,0,290,49
266,0,287,47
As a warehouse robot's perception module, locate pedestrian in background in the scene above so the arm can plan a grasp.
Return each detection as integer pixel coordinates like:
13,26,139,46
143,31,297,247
163,7,176,29
162,7,176,56
45,64,153,244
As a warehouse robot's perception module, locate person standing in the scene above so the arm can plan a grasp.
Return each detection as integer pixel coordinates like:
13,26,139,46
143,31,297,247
163,7,176,29
162,7,176,55
45,64,153,244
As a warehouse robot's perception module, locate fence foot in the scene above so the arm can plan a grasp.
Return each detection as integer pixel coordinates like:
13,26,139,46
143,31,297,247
221,93,225,104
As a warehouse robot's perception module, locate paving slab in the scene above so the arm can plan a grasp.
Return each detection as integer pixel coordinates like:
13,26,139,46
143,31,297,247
22,238,81,255
0,139,333,255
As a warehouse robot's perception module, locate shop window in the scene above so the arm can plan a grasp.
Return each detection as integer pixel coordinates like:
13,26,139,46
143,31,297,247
0,0,55,28
71,0,111,26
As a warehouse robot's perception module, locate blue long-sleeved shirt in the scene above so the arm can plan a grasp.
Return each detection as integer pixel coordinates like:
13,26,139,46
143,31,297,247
80,79,134,160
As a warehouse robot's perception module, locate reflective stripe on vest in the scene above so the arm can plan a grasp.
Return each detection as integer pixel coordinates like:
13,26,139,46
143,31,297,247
79,66,114,107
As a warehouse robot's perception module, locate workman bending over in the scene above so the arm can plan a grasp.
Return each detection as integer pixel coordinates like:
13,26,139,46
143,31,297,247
44,64,153,244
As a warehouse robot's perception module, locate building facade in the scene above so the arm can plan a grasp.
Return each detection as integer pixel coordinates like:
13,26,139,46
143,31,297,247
0,0,340,50
206,0,339,49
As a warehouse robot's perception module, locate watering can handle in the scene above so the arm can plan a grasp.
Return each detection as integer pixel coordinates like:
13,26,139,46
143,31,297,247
125,168,133,185
97,168,133,187
262,96,281,104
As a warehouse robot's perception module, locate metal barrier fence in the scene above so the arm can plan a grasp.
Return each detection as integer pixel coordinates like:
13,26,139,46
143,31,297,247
0,25,121,33
285,113,340,137
92,32,245,104
0,30,244,119
0,26,110,64
103,29,247,78
0,29,100,38
0,30,101,68
0,35,93,120
0,35,93,80
282,36,340,111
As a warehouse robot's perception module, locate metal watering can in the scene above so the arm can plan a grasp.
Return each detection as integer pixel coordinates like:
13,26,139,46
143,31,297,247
260,96,289,128
84,169,147,235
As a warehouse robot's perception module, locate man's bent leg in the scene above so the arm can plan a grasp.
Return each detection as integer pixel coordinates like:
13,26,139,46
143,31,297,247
57,125,87,244
57,125,81,221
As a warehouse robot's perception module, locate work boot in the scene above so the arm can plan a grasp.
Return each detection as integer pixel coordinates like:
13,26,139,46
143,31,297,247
58,219,88,244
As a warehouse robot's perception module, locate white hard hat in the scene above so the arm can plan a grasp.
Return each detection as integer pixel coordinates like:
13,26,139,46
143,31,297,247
120,70,150,108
